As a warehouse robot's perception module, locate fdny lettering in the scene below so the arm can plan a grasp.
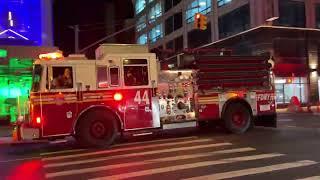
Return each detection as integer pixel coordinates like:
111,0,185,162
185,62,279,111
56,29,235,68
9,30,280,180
256,94,274,101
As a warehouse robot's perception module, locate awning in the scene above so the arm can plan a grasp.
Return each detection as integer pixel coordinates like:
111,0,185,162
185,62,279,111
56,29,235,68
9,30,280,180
273,63,309,77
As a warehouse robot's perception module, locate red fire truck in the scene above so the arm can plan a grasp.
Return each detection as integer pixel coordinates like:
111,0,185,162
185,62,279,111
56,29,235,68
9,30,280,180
13,44,276,147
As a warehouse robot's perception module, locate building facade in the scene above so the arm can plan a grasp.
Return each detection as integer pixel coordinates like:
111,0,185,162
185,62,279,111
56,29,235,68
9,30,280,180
0,0,56,124
133,0,320,106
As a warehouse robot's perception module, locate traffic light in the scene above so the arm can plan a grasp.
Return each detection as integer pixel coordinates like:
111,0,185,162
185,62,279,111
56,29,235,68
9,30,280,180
194,13,207,30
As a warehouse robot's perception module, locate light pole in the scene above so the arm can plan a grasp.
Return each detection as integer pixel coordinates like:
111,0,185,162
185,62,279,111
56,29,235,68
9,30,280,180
68,25,80,53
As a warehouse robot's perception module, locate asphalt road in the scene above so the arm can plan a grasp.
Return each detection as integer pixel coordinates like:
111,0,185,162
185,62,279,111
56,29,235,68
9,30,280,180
1,113,320,180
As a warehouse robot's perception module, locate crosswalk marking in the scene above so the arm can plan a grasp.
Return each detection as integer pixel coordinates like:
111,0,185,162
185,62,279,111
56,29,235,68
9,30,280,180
45,147,256,178
41,149,86,156
41,136,198,156
184,160,317,180
298,176,320,180
88,153,284,180
112,136,198,148
44,142,232,168
42,138,215,161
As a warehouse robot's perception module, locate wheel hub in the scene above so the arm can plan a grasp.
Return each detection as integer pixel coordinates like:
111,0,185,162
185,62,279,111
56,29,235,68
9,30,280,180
91,121,106,139
232,112,246,127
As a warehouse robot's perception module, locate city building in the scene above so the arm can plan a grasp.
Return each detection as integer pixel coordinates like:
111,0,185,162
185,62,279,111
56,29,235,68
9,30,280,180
0,0,56,124
133,0,320,106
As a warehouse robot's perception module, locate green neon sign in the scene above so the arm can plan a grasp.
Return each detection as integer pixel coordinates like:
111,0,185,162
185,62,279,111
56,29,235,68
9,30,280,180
0,49,7,58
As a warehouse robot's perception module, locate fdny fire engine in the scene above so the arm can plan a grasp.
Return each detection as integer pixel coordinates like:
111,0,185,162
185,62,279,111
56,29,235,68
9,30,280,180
13,44,276,147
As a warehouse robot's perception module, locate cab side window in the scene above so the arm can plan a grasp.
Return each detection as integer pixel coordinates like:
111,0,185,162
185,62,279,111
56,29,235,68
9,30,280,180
110,67,119,86
97,66,108,88
123,59,149,86
51,66,74,89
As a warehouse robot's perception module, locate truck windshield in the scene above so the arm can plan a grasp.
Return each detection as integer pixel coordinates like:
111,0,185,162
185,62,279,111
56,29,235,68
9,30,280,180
31,64,42,92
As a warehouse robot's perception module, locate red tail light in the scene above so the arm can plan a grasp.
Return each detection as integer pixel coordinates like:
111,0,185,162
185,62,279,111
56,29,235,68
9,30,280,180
36,117,41,124
114,93,123,101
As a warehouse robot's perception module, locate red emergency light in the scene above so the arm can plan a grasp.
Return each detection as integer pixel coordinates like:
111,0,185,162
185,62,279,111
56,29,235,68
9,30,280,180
36,117,41,124
114,93,123,101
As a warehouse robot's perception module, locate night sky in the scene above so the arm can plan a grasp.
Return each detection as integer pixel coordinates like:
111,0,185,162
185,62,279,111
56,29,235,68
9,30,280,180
53,0,134,57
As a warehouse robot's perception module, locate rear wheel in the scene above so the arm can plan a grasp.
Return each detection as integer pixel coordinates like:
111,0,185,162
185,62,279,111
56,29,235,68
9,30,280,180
223,102,252,134
75,110,118,148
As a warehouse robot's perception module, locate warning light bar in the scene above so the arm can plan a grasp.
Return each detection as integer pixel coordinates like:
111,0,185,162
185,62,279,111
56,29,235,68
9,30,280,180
39,51,64,60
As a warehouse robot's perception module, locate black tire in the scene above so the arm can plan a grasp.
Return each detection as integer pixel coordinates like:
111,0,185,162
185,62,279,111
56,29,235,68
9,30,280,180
75,109,118,148
223,102,252,134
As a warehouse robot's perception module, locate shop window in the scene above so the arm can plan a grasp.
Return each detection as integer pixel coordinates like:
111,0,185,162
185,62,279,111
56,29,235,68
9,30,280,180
149,3,162,23
186,0,211,23
217,0,232,7
275,77,308,104
51,66,73,89
123,59,149,86
97,66,108,88
135,0,146,14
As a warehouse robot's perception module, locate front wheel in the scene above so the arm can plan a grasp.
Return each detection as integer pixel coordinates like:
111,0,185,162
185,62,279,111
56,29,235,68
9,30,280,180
223,102,252,134
75,110,118,148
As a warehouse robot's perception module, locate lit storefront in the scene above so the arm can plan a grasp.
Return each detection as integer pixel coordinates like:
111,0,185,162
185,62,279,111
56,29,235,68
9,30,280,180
274,77,309,104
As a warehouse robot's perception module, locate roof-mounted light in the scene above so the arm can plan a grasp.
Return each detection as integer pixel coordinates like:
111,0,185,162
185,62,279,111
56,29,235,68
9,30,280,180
39,51,64,60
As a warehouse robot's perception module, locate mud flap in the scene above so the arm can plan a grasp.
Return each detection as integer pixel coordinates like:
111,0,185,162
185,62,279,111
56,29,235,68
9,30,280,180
254,114,277,128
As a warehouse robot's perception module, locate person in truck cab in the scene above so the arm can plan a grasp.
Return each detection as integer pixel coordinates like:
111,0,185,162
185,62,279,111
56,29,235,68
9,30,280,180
52,68,73,89
125,68,137,86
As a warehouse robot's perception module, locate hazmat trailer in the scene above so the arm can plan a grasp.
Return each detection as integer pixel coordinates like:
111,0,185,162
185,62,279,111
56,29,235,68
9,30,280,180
13,44,276,147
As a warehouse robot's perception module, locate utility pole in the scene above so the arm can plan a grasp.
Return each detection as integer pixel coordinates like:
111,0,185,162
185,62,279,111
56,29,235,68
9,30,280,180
68,25,80,53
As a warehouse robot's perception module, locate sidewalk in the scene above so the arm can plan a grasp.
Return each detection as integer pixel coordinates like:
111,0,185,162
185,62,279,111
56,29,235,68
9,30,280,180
277,105,320,114
0,126,12,145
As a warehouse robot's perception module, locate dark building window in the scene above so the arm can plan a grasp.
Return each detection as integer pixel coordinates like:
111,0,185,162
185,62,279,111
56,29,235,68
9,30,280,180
188,24,211,48
277,0,305,28
165,12,182,35
316,4,320,28
165,36,183,53
165,16,174,35
218,4,250,39
274,39,307,61
165,0,181,12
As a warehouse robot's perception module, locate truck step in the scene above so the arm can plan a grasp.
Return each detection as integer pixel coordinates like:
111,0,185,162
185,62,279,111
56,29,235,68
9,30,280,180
162,121,197,130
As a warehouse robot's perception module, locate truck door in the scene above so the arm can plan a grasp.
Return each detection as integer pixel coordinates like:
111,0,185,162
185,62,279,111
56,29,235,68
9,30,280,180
42,65,78,137
123,59,154,130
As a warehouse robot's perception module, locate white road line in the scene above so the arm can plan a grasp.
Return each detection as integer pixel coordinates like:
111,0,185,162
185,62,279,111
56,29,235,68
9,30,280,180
278,119,294,122
41,149,86,156
88,153,284,180
44,142,232,168
42,136,198,157
0,157,39,163
184,160,318,180
42,138,217,161
298,176,320,180
45,147,256,178
112,136,199,148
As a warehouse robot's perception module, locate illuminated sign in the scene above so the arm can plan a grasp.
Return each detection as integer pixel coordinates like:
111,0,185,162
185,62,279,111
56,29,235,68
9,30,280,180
0,0,42,45
0,49,7,58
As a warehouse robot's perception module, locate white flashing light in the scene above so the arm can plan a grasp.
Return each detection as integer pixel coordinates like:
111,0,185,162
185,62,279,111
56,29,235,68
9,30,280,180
275,79,286,84
39,52,64,60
